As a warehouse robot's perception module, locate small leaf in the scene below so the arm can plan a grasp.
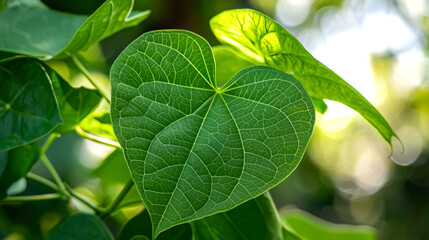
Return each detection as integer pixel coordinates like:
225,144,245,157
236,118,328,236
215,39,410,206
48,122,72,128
281,209,377,240
0,0,150,58
0,58,62,152
80,111,116,141
48,66,101,134
310,97,328,114
0,142,40,199
210,9,397,145
117,210,192,240
192,192,285,240
47,213,114,240
111,30,314,237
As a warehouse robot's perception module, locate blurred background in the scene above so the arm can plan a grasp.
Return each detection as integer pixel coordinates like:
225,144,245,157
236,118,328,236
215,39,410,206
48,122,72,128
0,0,428,239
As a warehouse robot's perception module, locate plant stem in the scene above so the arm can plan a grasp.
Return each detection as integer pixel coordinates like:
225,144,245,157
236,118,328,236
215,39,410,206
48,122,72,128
41,154,69,197
64,184,103,215
100,179,134,219
116,200,144,211
26,172,59,192
41,133,60,154
71,56,110,103
2,193,63,203
75,126,121,148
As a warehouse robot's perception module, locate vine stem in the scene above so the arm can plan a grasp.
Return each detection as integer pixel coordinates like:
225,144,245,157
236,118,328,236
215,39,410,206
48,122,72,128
2,193,63,202
71,56,110,103
100,179,134,219
64,184,103,215
40,154,69,197
26,172,59,192
75,126,121,148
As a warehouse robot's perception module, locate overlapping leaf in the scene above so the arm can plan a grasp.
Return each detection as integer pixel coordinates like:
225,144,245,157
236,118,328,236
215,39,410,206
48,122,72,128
0,142,40,199
0,58,62,151
49,67,101,134
192,192,286,240
210,9,397,145
0,0,150,58
47,213,113,240
111,30,315,237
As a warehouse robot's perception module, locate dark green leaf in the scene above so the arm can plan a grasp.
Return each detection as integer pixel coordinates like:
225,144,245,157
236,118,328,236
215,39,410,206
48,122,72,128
0,142,40,199
49,66,101,134
0,0,150,58
47,213,113,240
0,0,6,12
0,58,62,151
110,30,315,237
117,209,192,240
281,209,377,240
210,9,397,145
192,192,285,240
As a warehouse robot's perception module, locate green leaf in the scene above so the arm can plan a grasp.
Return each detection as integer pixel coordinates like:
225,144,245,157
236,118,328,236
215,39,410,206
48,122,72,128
310,97,328,114
48,66,101,134
47,213,114,240
192,192,285,240
281,209,377,240
0,0,6,12
93,149,130,184
210,9,397,145
0,58,62,152
213,46,253,87
117,210,192,240
0,142,40,199
110,30,315,238
0,0,150,59
80,111,116,141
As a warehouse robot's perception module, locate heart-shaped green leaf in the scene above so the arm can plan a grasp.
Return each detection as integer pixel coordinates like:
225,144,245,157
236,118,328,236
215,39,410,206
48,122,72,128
210,9,397,146
0,0,150,59
110,30,315,238
47,213,114,240
0,58,62,152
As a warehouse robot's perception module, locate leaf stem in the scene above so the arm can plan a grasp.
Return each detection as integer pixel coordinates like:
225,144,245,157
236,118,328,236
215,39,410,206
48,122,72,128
75,126,121,148
26,172,59,192
71,56,110,103
41,154,69,197
41,133,60,154
100,179,134,219
1,193,63,203
64,184,103,215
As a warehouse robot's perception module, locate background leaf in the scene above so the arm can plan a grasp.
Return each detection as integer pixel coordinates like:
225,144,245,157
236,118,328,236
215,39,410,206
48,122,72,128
210,9,397,145
0,0,149,58
0,142,40,199
47,213,113,240
192,192,285,240
80,111,116,141
110,30,315,237
0,58,62,152
280,209,377,240
49,66,101,134
117,210,192,240
213,46,253,87
93,149,130,184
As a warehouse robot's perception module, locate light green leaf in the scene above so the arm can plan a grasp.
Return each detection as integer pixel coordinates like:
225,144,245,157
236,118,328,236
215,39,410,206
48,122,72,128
210,9,397,145
80,111,116,141
0,0,150,59
110,30,315,238
49,66,101,134
0,142,40,199
213,46,254,87
117,210,192,240
310,97,328,114
192,192,285,240
281,209,377,240
0,58,62,152
47,213,113,240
